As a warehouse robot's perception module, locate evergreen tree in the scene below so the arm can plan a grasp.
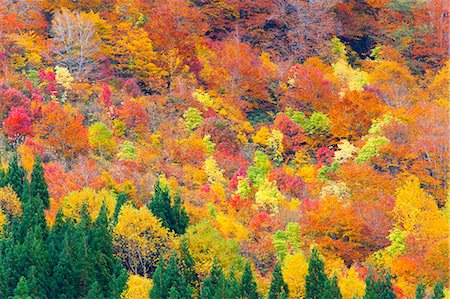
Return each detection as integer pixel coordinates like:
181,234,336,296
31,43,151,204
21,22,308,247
5,155,27,200
180,239,198,292
415,281,426,299
432,280,445,299
321,275,342,299
13,276,31,299
242,262,259,299
228,268,241,299
379,272,396,299
29,156,50,209
113,192,129,223
363,269,378,299
149,180,189,234
305,247,327,299
86,281,105,299
150,255,191,299
268,261,289,299
200,277,214,299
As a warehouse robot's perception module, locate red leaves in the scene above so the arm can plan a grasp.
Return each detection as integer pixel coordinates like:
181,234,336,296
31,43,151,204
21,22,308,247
3,107,33,143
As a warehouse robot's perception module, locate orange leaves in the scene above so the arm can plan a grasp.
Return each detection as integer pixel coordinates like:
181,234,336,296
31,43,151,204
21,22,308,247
35,101,89,159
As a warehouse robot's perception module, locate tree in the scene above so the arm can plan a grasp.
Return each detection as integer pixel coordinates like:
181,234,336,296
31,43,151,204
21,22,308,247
5,155,27,200
268,261,289,299
415,281,425,299
272,0,342,60
114,204,174,276
29,156,49,209
3,107,33,145
13,277,32,299
51,9,100,79
322,275,342,299
149,180,189,235
242,262,259,299
431,280,444,299
305,248,328,299
150,255,191,299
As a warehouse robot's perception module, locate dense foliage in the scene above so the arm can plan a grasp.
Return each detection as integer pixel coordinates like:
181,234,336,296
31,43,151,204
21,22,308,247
0,0,448,297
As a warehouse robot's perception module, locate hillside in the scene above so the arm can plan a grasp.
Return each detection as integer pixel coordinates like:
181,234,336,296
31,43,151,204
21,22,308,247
0,0,448,298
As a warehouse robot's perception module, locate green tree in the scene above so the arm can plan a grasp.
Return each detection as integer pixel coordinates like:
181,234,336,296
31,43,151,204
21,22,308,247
268,261,289,299
432,280,445,299
150,255,191,299
241,262,259,299
200,277,214,299
5,155,27,201
305,248,327,299
149,181,189,235
13,276,31,299
29,156,50,209
321,275,342,299
415,281,426,299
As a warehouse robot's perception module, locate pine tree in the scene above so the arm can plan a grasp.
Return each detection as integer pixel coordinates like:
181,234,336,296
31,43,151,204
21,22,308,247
180,239,198,292
242,262,259,299
321,275,342,299
305,247,327,299
363,269,378,299
200,277,214,299
29,156,50,209
113,192,129,223
415,281,426,299
13,276,32,299
379,272,396,299
150,259,168,299
268,261,289,299
149,180,189,234
86,281,105,299
228,267,241,299
5,155,27,201
432,280,445,299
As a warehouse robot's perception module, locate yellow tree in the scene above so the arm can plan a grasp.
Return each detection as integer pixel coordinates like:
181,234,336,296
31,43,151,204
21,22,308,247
0,186,22,218
282,253,309,298
114,204,174,276
121,274,153,299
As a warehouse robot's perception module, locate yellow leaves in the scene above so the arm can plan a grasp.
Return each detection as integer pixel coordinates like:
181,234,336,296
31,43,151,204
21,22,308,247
255,179,285,214
114,204,174,274
185,220,241,280
121,275,153,299
393,176,448,241
9,31,45,68
55,66,74,89
282,253,309,298
298,165,315,183
216,213,250,241
62,187,116,221
338,266,365,299
260,52,278,76
332,58,369,95
203,156,226,186
252,126,271,147
0,210,6,235
0,186,22,217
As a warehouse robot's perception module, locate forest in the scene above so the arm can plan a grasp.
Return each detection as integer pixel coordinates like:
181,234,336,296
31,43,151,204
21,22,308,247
0,0,448,298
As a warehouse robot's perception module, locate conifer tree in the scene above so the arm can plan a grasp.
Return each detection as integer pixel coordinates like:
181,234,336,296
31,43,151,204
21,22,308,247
305,247,327,299
363,269,378,299
86,281,105,299
13,276,31,299
242,262,259,299
228,267,241,299
432,280,445,299
5,155,27,201
415,281,426,299
180,239,198,292
268,261,289,299
149,180,189,234
200,277,214,299
321,275,342,299
29,156,50,209
113,192,129,223
150,255,191,299
380,272,396,299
